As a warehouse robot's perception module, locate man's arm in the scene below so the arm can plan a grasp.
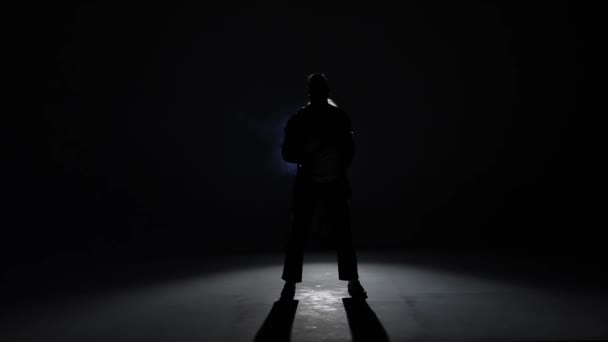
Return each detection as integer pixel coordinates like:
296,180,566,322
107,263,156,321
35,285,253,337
282,116,302,164
343,114,355,168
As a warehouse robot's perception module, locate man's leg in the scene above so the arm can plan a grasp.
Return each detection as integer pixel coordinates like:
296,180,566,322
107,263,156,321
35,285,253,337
281,223,306,283
281,190,314,284
329,193,366,298
330,196,359,281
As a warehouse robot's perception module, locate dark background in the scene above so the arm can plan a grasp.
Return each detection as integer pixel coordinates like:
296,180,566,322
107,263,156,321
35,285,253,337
4,2,599,267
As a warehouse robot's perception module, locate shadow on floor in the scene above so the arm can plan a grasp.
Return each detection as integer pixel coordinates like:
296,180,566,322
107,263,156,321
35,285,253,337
254,299,299,342
343,298,390,342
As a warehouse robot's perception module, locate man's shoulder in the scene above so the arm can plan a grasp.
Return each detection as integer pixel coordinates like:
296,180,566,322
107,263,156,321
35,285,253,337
326,105,350,125
300,103,348,115
285,108,308,129
331,105,349,118
290,105,316,121
289,108,307,122
292,103,349,123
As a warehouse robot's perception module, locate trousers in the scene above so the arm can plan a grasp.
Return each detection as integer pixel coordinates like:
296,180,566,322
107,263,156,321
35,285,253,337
281,178,359,283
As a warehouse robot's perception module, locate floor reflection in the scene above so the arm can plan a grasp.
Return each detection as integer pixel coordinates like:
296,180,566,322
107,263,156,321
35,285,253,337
298,284,344,312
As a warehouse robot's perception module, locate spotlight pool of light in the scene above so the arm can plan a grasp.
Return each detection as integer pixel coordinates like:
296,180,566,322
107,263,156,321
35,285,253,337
3,253,608,342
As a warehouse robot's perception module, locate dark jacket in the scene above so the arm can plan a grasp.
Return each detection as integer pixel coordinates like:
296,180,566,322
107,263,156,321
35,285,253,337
282,102,354,192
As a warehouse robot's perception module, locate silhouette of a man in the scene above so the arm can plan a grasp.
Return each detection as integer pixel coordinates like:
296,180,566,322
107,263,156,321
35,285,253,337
280,73,366,300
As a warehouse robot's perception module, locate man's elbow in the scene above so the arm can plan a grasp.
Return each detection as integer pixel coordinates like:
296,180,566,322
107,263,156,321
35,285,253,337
283,156,299,164
282,149,299,164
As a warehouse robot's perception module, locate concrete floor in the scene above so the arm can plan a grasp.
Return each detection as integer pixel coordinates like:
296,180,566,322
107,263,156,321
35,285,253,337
1,252,608,341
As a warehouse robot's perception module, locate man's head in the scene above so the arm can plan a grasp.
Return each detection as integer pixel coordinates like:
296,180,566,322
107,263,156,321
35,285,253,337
307,73,329,103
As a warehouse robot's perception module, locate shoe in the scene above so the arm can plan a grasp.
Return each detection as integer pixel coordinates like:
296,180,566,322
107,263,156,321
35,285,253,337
280,282,296,300
348,280,368,299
